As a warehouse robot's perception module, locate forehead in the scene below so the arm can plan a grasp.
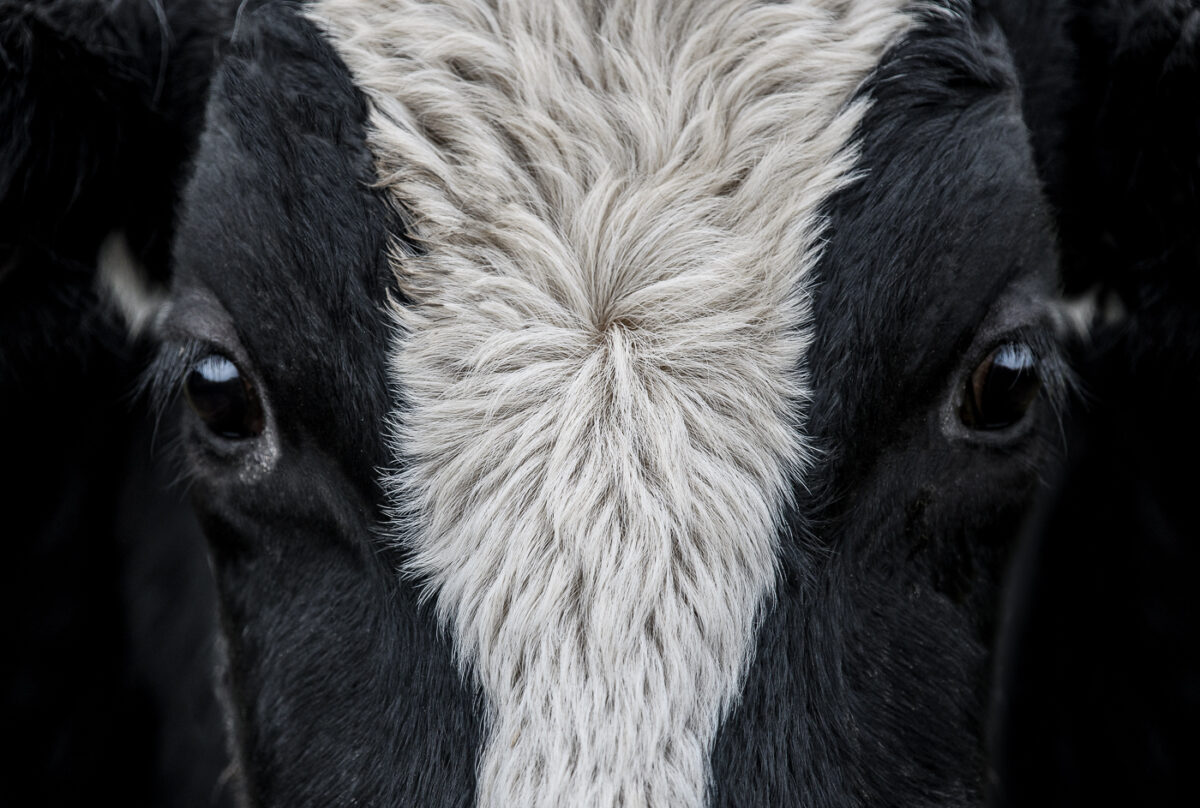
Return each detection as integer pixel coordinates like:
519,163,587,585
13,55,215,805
176,0,1049,354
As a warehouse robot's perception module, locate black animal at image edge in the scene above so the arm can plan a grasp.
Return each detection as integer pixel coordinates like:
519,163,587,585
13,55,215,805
0,1,1196,806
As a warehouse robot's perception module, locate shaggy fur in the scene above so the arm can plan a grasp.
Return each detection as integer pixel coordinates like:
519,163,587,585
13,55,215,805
311,1,909,804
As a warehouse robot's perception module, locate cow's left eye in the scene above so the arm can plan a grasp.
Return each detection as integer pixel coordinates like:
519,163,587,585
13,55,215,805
960,342,1040,430
184,354,265,439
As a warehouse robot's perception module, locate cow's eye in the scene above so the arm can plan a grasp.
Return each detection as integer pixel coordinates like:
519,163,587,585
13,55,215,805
960,342,1040,430
184,354,265,439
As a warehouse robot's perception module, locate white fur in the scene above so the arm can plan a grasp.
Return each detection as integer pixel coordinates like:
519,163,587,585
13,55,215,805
96,231,165,337
1054,286,1125,341
310,2,910,805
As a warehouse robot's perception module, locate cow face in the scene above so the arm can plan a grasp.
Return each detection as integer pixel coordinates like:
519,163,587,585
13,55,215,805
152,1,1068,805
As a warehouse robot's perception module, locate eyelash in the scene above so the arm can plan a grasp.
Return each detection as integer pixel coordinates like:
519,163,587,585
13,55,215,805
138,338,209,426
1006,326,1075,432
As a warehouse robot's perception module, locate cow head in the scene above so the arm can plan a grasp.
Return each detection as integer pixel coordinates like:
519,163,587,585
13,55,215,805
153,2,1064,803
5,0,1196,805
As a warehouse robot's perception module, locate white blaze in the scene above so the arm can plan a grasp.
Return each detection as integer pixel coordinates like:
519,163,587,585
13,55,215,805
310,1,910,805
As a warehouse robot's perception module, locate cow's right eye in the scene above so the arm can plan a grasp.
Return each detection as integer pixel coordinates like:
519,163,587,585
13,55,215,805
184,354,265,440
959,342,1040,430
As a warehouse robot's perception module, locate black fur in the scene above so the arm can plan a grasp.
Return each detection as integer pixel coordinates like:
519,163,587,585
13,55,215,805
988,311,1200,808
987,1,1200,804
2,1,232,804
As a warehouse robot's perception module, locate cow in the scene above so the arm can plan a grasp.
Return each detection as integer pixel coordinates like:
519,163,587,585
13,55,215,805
2,1,1196,806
